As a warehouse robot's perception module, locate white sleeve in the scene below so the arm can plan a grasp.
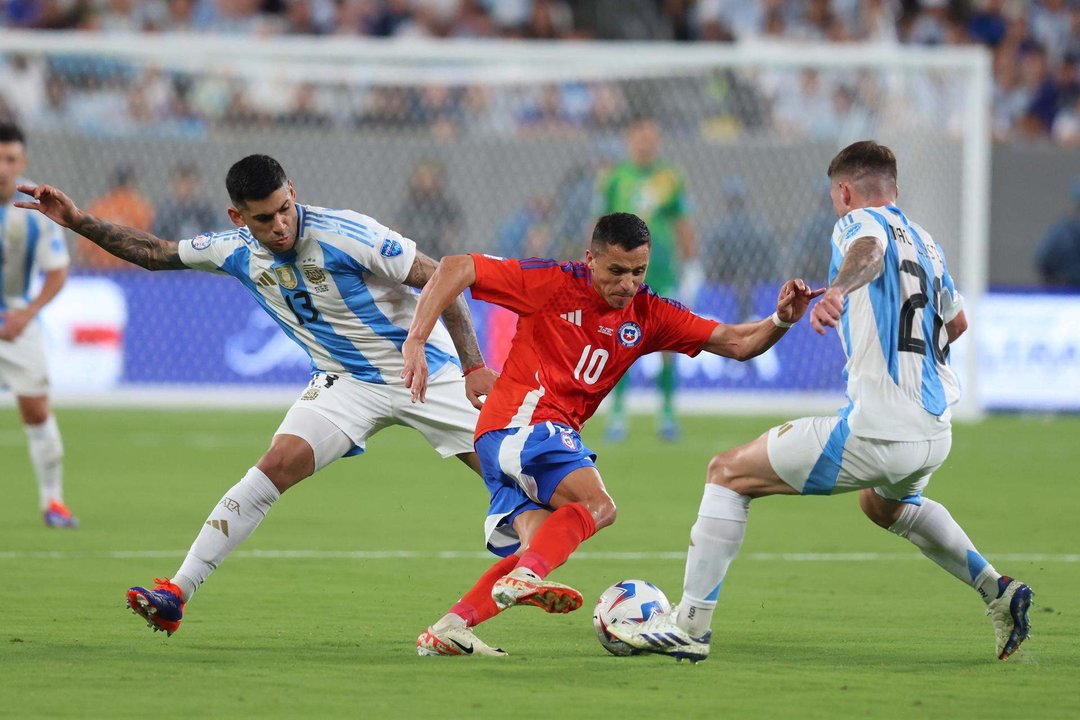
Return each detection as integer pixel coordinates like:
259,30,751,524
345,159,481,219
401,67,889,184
35,216,70,271
320,211,417,283
939,249,964,323
832,209,888,256
177,231,238,273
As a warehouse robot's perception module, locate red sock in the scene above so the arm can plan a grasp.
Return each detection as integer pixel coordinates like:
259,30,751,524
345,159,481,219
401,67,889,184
516,502,597,578
449,554,520,627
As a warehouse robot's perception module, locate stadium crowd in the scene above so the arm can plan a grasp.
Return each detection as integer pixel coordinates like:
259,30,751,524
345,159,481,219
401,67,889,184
0,1,1078,146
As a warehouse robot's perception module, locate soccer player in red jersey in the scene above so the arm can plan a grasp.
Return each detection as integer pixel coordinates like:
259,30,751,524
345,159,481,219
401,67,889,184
402,212,822,656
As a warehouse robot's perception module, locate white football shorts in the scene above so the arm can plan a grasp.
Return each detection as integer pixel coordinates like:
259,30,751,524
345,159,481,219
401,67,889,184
274,365,479,470
0,321,49,396
766,415,951,504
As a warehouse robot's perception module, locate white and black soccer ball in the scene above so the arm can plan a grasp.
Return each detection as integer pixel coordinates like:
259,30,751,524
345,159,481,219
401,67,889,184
593,579,672,656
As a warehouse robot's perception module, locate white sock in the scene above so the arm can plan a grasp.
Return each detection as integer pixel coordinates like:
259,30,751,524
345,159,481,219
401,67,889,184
25,416,64,510
172,467,280,602
676,483,751,638
888,497,1001,603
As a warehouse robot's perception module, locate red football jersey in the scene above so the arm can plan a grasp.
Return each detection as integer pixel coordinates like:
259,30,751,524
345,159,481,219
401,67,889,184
470,255,719,439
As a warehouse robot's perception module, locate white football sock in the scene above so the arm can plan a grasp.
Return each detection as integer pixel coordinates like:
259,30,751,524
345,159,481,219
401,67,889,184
25,416,64,510
677,483,751,638
173,467,280,602
887,497,1001,603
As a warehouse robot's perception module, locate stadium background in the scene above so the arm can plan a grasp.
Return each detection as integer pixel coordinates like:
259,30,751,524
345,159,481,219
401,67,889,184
1,3,1079,719
1,1,1079,412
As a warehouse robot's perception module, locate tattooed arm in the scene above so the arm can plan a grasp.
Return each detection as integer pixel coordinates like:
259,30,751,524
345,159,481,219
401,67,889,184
15,183,186,271
402,251,494,408
809,236,884,335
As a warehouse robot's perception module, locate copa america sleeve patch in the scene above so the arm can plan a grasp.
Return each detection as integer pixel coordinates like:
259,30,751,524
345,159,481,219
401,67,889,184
380,237,403,257
842,222,863,241
191,233,214,250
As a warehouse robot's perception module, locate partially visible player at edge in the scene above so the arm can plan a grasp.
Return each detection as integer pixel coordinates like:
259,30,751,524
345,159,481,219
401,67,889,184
401,212,821,656
610,141,1034,663
0,121,76,528
16,154,499,636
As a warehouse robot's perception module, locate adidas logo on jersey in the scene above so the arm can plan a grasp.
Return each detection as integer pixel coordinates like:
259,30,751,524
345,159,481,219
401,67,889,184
256,272,277,287
559,309,582,326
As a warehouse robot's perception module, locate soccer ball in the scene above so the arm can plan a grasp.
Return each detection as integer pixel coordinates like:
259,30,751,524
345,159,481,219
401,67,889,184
592,579,672,656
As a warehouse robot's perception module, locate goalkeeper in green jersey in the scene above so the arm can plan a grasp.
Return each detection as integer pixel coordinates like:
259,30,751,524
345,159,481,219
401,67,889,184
596,119,698,442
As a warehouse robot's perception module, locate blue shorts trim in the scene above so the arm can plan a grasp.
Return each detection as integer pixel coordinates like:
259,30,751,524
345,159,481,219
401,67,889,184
476,422,597,557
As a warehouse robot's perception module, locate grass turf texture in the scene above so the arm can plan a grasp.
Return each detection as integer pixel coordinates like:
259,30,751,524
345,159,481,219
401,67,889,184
1,410,1077,719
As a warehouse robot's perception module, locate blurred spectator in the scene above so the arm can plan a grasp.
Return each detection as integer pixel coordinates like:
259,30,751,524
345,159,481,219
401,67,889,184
967,0,1008,48
701,175,779,319
80,166,155,269
785,181,835,286
1016,45,1060,137
496,195,552,258
395,158,464,259
152,163,220,241
1035,179,1080,287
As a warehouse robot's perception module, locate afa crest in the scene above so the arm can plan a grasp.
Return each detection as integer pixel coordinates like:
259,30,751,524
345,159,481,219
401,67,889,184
381,238,403,258
302,266,326,284
617,321,643,348
274,265,299,290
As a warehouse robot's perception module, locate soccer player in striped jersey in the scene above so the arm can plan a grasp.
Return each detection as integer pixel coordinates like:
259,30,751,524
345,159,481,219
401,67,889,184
17,154,498,636
0,122,77,528
401,212,820,657
611,141,1034,663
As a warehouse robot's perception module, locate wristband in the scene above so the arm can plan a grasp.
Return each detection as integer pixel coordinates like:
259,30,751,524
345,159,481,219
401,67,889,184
462,364,487,377
770,312,795,328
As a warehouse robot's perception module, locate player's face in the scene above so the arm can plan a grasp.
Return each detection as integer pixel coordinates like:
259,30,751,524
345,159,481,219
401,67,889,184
0,141,28,203
587,242,650,309
229,181,299,254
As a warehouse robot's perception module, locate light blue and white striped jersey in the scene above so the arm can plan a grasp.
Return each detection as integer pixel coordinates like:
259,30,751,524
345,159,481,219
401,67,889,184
177,203,459,384
1,187,69,311
830,205,962,441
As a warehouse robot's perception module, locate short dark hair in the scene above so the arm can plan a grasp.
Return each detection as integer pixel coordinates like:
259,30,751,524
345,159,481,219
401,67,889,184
226,154,288,207
0,121,26,145
591,212,651,253
827,140,897,184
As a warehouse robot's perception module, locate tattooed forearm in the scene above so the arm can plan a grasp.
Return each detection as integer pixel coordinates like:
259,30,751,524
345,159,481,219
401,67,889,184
403,251,485,368
72,213,186,271
441,294,485,370
831,237,884,296
402,252,437,289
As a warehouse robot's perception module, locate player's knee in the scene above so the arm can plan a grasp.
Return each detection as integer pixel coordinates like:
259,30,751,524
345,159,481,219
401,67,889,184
589,496,618,530
17,400,49,426
859,490,903,529
706,451,738,489
256,444,314,493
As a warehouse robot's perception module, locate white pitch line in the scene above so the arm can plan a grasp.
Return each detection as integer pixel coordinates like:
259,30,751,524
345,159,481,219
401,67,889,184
0,550,1076,562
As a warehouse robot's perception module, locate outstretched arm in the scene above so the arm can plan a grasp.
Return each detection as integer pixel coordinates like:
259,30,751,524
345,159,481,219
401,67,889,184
701,278,823,360
15,183,186,271
402,251,494,408
810,237,884,335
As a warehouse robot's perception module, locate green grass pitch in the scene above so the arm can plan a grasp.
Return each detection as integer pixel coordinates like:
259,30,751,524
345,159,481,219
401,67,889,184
1,409,1077,719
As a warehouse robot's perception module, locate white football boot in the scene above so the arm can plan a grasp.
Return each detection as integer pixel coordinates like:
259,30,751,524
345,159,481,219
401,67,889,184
607,609,711,663
986,576,1034,661
416,617,508,657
